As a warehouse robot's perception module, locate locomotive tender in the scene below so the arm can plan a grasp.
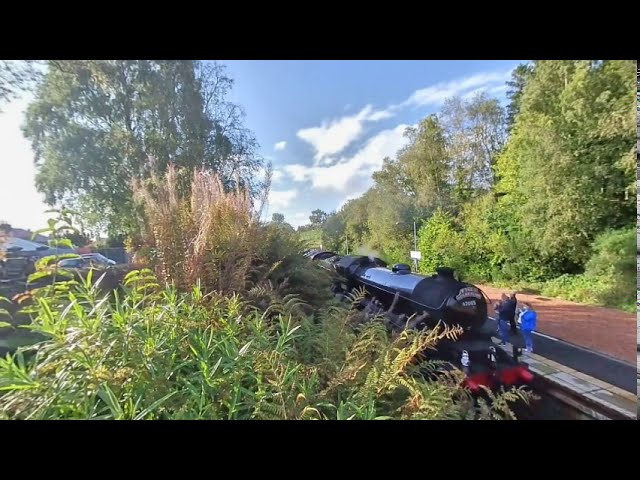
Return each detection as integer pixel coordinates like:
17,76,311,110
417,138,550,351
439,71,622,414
304,249,534,393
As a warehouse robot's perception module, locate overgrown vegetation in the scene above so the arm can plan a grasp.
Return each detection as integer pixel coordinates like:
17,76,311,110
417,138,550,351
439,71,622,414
0,270,529,420
305,61,635,311
0,166,533,419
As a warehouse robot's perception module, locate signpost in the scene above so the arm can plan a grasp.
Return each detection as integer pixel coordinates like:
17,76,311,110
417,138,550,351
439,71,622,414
410,250,421,272
396,220,421,272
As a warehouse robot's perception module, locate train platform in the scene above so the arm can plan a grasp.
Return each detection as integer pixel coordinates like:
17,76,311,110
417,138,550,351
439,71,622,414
492,336,636,419
500,341,636,420
488,318,636,393
483,279,637,418
479,285,635,363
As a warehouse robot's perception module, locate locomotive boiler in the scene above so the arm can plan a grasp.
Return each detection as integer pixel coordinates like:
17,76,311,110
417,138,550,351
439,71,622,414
303,249,534,393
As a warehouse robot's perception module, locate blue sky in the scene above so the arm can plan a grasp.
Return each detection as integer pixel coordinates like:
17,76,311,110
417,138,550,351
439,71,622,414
0,60,522,231
224,60,521,226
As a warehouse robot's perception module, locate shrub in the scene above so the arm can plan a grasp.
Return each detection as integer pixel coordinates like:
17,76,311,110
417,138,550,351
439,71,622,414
131,166,335,312
253,223,335,312
132,165,261,295
543,228,637,311
0,272,530,420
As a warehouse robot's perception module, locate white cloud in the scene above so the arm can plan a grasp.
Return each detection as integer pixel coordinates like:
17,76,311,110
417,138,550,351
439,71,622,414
488,84,509,96
288,211,311,228
274,141,287,151
268,189,298,211
402,71,512,108
296,104,394,165
271,169,284,183
293,68,512,170
284,123,411,194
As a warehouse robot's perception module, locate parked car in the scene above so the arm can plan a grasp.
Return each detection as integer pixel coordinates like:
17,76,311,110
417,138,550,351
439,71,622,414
58,253,116,269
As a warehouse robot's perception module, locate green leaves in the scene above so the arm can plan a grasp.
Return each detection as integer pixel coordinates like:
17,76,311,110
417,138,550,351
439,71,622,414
0,271,530,420
24,60,264,234
495,60,635,271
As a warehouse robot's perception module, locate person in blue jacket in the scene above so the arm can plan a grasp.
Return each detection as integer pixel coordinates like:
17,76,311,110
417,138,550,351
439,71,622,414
519,303,538,353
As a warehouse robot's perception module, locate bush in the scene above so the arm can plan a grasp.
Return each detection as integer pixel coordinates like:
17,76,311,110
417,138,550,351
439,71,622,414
131,166,335,312
490,228,636,312
0,272,530,419
253,223,336,312
537,228,636,310
132,165,261,294
417,209,467,276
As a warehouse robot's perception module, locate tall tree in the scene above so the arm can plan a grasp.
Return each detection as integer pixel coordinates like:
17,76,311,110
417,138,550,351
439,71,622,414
271,213,285,223
495,60,636,268
505,63,535,131
309,209,328,227
440,92,507,206
340,194,371,249
387,116,451,212
22,60,264,235
0,60,40,112
321,212,346,253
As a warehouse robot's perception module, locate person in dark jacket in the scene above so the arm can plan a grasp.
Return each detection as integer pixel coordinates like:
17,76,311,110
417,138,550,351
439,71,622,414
505,293,518,332
519,303,537,352
495,294,512,346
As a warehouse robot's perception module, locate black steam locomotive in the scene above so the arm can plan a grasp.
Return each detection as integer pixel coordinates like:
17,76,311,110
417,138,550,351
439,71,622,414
303,249,534,392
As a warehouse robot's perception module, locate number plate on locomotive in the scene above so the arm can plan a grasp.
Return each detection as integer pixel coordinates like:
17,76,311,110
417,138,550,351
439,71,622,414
455,287,483,301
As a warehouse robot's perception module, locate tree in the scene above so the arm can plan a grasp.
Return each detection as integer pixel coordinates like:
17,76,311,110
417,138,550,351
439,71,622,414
440,92,507,206
505,63,535,131
0,60,40,112
340,194,371,250
495,60,636,269
374,116,452,213
62,231,91,248
309,209,328,227
321,212,346,253
365,186,416,264
271,213,285,223
22,60,264,236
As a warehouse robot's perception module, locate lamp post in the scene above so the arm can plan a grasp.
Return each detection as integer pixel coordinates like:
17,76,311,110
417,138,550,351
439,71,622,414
345,230,349,255
396,220,419,272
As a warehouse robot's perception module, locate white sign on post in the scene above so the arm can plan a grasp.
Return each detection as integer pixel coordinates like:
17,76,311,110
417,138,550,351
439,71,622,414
410,250,422,260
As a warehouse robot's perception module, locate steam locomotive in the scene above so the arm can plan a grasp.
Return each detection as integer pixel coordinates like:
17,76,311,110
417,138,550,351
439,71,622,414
303,249,534,393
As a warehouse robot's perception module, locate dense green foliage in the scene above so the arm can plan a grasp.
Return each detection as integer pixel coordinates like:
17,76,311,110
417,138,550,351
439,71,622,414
0,270,530,420
310,60,635,309
22,60,266,236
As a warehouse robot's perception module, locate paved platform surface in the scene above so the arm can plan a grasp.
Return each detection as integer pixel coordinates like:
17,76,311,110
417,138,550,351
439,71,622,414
491,337,636,419
488,317,636,393
480,286,635,362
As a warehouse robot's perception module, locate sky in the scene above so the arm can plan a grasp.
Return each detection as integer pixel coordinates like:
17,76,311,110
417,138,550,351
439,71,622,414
0,60,523,231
